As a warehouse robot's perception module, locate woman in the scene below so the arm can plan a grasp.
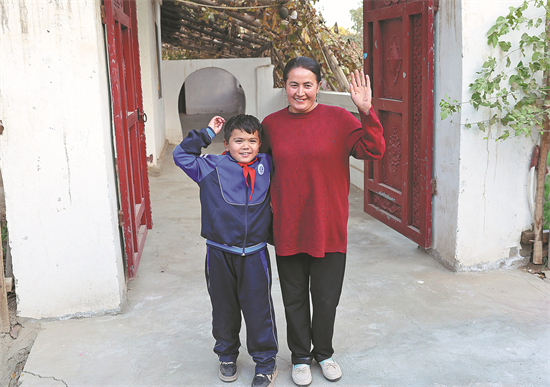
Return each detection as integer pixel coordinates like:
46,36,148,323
260,56,385,386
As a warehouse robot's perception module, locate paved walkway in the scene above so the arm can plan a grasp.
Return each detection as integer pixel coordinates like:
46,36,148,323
17,115,550,386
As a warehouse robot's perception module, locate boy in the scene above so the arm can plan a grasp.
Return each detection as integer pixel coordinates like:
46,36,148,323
173,114,278,387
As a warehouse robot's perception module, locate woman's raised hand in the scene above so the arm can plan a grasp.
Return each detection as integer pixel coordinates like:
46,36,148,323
208,116,226,135
349,69,372,115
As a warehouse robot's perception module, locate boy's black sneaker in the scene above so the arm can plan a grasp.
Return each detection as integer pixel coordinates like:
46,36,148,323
251,367,278,387
219,361,238,382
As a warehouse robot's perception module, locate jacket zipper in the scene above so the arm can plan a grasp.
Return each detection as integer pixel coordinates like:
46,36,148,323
242,177,249,256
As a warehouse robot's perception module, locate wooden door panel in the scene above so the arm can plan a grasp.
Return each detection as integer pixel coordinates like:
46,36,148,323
364,0,434,248
104,0,152,279
380,18,404,101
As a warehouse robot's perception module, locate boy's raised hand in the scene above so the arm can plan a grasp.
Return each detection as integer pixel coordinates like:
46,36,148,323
208,116,226,135
349,69,372,115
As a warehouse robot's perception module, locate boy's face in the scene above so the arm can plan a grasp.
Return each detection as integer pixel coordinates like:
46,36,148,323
223,129,261,164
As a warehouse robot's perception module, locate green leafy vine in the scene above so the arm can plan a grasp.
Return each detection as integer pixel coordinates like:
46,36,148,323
440,0,550,141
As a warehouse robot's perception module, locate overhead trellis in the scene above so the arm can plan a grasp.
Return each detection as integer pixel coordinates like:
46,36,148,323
160,0,362,91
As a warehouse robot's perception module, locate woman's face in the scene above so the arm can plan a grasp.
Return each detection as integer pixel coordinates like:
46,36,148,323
285,67,320,114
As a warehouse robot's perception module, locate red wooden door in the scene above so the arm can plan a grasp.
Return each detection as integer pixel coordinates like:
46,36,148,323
363,0,435,248
104,0,152,279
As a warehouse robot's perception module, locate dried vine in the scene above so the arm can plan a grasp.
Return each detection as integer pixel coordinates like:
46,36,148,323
161,0,362,91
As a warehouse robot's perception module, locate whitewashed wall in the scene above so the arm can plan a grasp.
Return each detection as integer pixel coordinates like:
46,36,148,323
0,1,125,318
431,0,538,270
137,0,167,169
162,58,285,144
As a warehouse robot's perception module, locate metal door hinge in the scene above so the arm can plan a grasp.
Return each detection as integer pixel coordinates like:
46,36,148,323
118,210,124,227
431,179,437,195
101,5,106,24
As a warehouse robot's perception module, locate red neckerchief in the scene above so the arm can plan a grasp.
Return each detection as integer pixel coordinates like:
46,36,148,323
222,151,257,201
238,158,257,201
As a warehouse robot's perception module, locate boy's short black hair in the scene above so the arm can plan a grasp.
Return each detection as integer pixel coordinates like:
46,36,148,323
223,114,263,142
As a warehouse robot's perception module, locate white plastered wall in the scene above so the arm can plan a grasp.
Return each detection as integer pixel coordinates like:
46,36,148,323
431,0,537,270
0,0,125,318
162,58,285,144
137,0,167,169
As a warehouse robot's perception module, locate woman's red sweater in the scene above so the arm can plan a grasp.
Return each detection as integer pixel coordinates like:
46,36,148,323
261,104,385,258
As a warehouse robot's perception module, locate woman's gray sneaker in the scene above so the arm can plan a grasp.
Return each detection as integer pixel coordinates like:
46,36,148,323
319,358,342,382
292,364,312,386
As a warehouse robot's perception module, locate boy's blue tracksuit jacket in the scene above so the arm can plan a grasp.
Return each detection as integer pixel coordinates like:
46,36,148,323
172,127,273,253
173,127,278,373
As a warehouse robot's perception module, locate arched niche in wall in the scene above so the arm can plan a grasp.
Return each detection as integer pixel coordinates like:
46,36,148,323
178,67,245,116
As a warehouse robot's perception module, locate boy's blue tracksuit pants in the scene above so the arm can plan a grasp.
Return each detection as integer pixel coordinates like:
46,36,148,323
206,245,278,374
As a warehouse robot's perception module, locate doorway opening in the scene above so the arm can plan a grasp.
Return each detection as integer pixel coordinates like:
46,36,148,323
178,68,245,141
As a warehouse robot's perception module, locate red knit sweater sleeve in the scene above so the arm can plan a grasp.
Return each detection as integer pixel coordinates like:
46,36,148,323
346,107,385,160
259,125,271,155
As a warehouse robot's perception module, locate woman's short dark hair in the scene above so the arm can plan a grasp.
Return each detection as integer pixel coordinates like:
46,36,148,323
223,114,263,142
283,56,322,84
